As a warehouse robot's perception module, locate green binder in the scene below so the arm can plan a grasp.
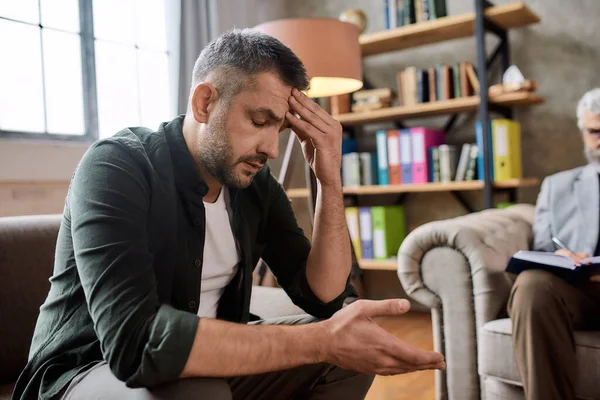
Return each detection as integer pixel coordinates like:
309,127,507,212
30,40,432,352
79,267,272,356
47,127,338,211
371,205,407,260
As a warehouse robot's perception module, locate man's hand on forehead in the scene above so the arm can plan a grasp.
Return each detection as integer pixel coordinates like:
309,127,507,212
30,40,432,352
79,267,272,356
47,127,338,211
285,88,343,187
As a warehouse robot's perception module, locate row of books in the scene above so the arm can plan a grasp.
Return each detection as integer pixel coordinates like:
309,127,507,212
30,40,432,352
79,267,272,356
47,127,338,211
345,206,407,261
341,120,523,187
384,0,448,29
397,62,479,106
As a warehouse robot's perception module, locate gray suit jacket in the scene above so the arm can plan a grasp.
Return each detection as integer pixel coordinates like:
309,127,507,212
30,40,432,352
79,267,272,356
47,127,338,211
533,163,600,255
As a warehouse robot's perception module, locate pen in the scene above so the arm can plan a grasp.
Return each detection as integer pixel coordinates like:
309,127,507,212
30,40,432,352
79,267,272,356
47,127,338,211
552,237,571,252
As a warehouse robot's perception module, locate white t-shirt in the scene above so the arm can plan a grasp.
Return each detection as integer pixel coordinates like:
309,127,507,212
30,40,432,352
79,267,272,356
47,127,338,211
197,189,240,318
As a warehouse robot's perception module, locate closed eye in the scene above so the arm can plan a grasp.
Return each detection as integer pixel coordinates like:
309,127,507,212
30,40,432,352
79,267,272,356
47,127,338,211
252,120,267,128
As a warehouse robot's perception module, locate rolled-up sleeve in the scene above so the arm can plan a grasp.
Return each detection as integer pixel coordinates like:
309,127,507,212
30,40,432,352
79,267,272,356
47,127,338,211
69,141,198,388
260,175,356,319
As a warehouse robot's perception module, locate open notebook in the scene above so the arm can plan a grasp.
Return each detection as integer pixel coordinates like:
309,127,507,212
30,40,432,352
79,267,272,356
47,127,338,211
506,250,598,282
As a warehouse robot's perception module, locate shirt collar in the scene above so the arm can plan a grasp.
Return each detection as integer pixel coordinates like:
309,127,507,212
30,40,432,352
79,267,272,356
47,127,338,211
163,114,209,196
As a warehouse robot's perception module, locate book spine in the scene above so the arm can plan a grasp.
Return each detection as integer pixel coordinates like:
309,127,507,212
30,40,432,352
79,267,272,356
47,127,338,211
376,130,389,185
399,129,413,184
342,153,361,187
454,143,471,181
396,71,405,107
421,0,430,20
438,145,451,182
397,0,406,27
389,0,398,28
414,0,423,23
428,0,437,19
345,207,362,260
416,69,424,104
465,144,478,181
359,207,374,259
371,206,387,260
428,67,437,102
359,153,373,185
436,0,447,18
384,0,390,29
453,64,461,98
387,130,402,185
405,0,416,25
431,146,441,182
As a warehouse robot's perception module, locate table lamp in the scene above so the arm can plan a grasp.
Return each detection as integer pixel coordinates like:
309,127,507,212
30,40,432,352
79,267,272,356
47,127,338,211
254,18,363,98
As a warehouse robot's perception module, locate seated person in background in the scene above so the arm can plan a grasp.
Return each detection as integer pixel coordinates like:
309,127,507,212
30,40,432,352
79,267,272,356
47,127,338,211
12,29,445,400
509,87,600,400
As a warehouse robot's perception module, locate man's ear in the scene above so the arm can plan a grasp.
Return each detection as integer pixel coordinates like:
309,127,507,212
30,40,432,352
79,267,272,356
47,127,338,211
190,82,218,124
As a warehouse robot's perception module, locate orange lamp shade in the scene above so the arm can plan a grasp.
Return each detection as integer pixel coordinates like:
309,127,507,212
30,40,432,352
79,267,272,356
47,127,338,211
254,18,363,98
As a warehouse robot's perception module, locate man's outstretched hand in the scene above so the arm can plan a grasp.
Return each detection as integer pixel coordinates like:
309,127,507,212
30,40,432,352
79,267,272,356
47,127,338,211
318,299,446,376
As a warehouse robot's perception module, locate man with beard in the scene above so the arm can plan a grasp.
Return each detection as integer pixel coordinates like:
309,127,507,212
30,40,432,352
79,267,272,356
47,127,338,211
12,29,445,400
508,87,600,400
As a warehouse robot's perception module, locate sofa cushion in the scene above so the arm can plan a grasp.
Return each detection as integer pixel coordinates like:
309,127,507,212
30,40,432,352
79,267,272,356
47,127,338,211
250,285,305,319
0,215,61,384
479,318,600,399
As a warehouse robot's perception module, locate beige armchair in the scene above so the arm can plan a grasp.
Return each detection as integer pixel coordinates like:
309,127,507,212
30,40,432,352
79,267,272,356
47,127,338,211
397,204,600,400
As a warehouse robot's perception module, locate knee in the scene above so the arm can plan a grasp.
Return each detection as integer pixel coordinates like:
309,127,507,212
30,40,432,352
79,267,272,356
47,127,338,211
509,270,558,317
151,378,231,400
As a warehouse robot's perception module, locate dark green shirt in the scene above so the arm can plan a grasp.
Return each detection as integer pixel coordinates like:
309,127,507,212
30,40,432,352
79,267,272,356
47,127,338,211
13,115,355,400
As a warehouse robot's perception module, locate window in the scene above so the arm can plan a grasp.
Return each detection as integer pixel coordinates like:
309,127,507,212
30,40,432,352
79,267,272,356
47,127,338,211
0,0,172,141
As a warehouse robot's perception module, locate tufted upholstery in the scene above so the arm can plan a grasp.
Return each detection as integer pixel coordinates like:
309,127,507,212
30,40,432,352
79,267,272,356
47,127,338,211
397,204,600,400
397,205,534,400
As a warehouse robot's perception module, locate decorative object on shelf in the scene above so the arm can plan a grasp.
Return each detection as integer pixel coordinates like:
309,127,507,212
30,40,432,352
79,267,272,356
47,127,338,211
351,88,396,112
330,94,351,116
338,9,368,34
489,65,537,97
254,18,363,98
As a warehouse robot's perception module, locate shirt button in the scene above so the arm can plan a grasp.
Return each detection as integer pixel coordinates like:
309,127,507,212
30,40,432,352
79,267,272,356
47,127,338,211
194,259,201,267
188,301,196,309
194,219,201,226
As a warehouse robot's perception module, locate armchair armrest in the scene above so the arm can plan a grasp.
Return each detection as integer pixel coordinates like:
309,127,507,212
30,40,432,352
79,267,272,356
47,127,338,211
397,204,534,400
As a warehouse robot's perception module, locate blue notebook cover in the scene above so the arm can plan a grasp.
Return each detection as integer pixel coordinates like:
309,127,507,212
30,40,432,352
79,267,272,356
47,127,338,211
475,120,494,181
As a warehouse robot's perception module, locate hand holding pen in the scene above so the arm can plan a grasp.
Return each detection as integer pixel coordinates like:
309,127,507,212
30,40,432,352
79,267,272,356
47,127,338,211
552,237,590,266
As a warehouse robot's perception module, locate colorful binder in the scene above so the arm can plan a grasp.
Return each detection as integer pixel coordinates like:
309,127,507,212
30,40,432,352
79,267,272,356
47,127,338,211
372,205,407,260
411,127,445,183
387,130,402,185
345,207,362,260
492,119,522,181
359,207,374,259
376,130,389,185
399,129,413,184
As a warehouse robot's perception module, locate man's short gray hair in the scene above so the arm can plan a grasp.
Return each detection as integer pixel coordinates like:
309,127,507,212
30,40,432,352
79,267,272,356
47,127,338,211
577,88,600,130
190,29,309,106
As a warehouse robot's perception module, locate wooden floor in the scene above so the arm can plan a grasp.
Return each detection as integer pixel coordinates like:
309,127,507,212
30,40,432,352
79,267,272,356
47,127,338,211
365,312,435,400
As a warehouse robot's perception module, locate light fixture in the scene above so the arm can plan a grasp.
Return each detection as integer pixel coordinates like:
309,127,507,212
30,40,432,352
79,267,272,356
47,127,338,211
254,18,363,98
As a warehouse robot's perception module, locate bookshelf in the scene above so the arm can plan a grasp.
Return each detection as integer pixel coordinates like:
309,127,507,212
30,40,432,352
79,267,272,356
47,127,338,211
336,92,544,126
360,2,539,56
286,178,539,199
358,259,397,271
282,1,543,272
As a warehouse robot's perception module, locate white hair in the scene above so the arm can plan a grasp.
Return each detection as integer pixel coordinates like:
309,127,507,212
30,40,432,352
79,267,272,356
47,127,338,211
577,88,600,131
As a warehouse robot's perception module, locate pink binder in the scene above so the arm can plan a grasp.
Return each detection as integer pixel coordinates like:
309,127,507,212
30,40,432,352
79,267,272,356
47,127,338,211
410,128,445,183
